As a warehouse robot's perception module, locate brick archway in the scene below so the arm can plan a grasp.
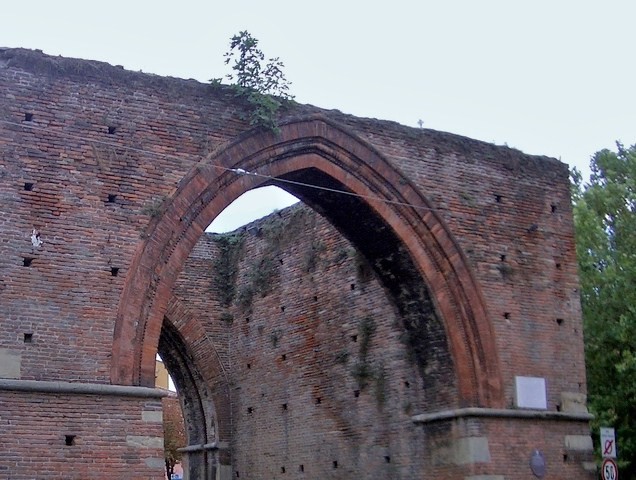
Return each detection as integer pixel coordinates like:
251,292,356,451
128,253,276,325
111,115,504,408
160,297,231,479
161,297,229,444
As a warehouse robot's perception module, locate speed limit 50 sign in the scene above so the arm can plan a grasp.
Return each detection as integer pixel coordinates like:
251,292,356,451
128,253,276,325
601,458,618,480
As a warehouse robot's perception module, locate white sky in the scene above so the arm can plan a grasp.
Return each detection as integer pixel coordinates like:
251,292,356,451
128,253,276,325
4,0,635,232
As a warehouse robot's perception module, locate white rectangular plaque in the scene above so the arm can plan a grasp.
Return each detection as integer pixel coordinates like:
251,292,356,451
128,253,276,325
514,376,547,409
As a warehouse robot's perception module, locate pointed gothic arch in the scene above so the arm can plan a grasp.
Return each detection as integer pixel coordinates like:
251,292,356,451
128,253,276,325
111,115,503,408
160,297,231,479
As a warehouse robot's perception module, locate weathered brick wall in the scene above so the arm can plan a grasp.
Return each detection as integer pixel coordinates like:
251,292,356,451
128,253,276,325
172,205,452,478
227,207,453,479
171,204,592,479
0,48,593,478
0,391,164,479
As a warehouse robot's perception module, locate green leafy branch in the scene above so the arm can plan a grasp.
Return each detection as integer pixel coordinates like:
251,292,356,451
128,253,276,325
211,31,294,132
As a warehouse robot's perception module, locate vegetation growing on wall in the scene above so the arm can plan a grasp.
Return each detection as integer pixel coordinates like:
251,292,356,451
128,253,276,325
211,31,294,132
141,195,168,218
354,249,374,282
232,207,311,312
261,207,310,248
243,255,278,306
235,254,279,313
212,232,245,307
351,317,376,389
374,362,387,407
347,317,387,407
303,238,326,273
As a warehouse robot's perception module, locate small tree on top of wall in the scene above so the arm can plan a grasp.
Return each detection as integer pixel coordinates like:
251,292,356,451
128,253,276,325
212,30,294,132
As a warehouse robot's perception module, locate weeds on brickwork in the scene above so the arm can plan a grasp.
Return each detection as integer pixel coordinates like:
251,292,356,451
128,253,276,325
354,249,374,282
141,196,168,218
350,318,388,407
334,350,349,364
395,281,448,390
358,317,376,358
252,256,277,297
303,239,326,273
261,206,309,248
459,191,476,207
234,255,278,313
334,247,350,264
397,331,416,364
374,362,387,407
351,362,374,388
260,217,286,248
351,317,377,389
496,262,514,279
236,284,255,312
233,208,315,310
219,311,234,324
212,232,245,307
269,329,282,348
210,31,294,133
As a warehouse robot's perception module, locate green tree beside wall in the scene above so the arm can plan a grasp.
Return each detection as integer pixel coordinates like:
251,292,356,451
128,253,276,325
573,143,636,478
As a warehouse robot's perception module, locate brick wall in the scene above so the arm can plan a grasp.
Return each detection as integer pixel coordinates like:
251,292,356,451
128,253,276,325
171,206,450,478
0,48,594,478
169,204,593,479
0,391,164,479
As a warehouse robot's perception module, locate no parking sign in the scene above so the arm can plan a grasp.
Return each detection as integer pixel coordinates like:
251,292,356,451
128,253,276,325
601,427,617,458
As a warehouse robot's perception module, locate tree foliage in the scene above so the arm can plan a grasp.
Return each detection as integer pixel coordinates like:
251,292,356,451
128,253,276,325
163,396,186,479
572,142,636,477
212,30,294,132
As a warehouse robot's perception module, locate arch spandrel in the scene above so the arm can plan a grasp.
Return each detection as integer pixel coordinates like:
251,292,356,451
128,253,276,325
111,115,503,408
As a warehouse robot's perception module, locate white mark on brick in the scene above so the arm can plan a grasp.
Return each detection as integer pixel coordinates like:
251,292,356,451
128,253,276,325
31,228,42,248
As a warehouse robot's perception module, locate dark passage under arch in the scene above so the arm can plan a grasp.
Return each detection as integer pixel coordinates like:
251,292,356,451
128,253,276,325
111,116,503,410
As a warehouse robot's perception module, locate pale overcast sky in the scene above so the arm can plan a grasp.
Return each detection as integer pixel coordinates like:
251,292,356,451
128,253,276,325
4,1,635,232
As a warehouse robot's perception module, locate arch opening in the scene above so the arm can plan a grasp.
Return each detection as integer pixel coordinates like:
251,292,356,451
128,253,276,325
111,116,503,412
207,185,298,234
271,168,451,393
158,316,221,480
169,194,458,478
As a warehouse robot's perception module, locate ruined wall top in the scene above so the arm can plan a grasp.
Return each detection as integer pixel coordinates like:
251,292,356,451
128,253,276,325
0,47,565,178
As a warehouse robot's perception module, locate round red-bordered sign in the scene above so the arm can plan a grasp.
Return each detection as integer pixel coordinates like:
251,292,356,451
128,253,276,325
601,458,618,480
